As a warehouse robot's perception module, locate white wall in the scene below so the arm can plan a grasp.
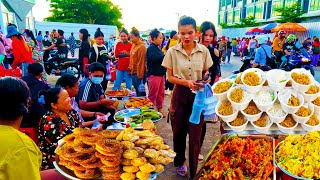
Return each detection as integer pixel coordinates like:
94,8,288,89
35,21,118,40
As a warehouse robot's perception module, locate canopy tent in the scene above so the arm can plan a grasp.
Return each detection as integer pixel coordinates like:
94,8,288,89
245,27,265,35
271,23,307,32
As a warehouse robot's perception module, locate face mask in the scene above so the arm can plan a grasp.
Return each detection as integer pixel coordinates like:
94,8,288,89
91,77,103,84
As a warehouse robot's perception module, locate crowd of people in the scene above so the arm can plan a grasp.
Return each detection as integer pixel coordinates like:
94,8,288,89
1,14,320,180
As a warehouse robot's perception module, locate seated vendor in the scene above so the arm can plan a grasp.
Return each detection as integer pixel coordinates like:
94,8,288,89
77,62,116,127
56,74,106,129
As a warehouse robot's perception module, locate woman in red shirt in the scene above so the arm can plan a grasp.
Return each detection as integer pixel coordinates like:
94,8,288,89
112,29,132,90
6,25,33,76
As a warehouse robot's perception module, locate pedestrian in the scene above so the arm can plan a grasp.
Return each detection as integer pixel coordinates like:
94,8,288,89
0,33,5,63
218,36,227,63
6,25,33,76
36,31,43,51
146,28,166,116
312,37,320,66
231,38,237,55
162,30,178,95
198,21,219,163
89,28,109,90
162,16,213,178
78,28,90,77
225,37,232,63
50,29,56,43
272,30,286,62
240,37,247,58
252,35,272,69
249,36,257,57
128,27,147,97
113,28,132,90
68,32,76,57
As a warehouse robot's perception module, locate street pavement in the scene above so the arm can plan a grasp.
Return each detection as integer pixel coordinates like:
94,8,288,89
47,54,320,180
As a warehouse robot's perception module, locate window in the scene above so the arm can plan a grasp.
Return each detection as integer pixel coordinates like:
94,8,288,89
237,0,243,7
247,0,254,4
310,0,320,11
246,6,254,17
255,4,264,19
1,3,15,26
272,0,283,17
285,0,297,7
226,0,232,8
227,11,233,23
219,13,225,24
234,9,240,22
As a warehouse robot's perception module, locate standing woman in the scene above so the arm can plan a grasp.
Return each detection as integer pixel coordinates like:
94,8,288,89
68,32,76,57
312,37,320,66
36,31,43,51
218,36,227,63
198,21,219,162
146,29,166,116
128,27,147,97
162,16,213,178
78,28,90,77
113,28,132,90
6,25,33,76
89,28,109,90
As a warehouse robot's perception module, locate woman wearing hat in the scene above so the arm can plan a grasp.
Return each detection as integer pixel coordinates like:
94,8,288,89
6,25,33,76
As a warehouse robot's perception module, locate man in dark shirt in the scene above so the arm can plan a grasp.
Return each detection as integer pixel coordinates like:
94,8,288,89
279,34,300,68
77,62,115,127
43,29,69,73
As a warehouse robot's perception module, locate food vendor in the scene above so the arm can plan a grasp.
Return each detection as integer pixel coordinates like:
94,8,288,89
77,62,116,128
162,16,213,178
56,74,106,129
38,87,81,170
0,77,42,179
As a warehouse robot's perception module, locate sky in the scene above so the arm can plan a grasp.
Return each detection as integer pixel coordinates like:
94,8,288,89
32,0,219,31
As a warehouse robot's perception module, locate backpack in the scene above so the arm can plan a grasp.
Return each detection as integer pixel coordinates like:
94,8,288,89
261,46,277,69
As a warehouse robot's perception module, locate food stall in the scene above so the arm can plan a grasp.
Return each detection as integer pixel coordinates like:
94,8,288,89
196,68,320,180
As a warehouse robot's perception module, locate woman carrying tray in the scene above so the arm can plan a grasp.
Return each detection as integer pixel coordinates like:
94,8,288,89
162,16,213,178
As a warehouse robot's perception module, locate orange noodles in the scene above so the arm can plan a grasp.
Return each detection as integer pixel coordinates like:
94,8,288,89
287,95,300,106
291,72,311,85
243,72,260,86
229,113,245,126
306,114,319,126
305,85,319,94
230,88,243,103
295,106,312,117
312,97,320,106
218,101,234,116
280,115,296,128
243,102,260,115
214,81,232,94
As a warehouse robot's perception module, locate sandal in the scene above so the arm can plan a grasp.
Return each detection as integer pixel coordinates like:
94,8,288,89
198,154,204,163
177,165,188,177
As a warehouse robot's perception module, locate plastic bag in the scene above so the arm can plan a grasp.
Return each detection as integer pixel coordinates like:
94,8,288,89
138,79,146,93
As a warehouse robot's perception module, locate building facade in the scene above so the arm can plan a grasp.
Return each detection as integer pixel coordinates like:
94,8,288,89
0,0,36,33
218,0,320,25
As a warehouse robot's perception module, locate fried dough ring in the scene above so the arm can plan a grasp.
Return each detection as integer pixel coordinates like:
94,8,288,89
74,142,95,153
122,166,139,173
100,157,122,167
58,158,70,167
100,165,121,173
154,164,164,173
80,158,103,169
136,171,151,180
74,168,101,179
62,134,76,144
68,161,86,171
73,153,97,164
121,141,135,149
96,138,122,153
62,146,82,158
56,144,69,156
101,130,121,139
133,147,144,155
95,151,120,159
101,171,121,180
79,131,100,145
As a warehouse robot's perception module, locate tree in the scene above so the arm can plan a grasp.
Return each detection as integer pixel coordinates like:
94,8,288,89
275,2,306,23
233,16,261,28
219,22,229,29
45,0,123,29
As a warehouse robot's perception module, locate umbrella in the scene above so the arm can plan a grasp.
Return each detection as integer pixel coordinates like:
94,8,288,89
271,22,306,32
245,27,265,35
259,23,278,31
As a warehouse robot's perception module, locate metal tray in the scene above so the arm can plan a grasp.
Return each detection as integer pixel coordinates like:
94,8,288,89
195,134,276,180
53,141,162,180
114,108,163,127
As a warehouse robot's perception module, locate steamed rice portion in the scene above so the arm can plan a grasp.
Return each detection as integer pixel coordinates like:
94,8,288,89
268,102,286,117
268,72,288,83
255,90,275,105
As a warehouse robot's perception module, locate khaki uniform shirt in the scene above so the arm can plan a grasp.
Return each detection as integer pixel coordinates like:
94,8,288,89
162,42,213,81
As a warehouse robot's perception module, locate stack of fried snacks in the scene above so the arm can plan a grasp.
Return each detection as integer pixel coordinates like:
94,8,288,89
117,128,176,180
125,97,154,108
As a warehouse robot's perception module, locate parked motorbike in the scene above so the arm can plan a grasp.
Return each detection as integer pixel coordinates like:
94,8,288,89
44,51,80,79
281,52,315,76
233,55,254,74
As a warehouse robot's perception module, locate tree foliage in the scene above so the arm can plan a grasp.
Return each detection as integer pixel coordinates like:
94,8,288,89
233,16,261,28
275,2,306,23
219,22,229,29
45,0,123,29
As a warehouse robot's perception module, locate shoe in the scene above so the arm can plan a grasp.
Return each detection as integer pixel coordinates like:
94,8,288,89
165,89,170,95
198,154,204,163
